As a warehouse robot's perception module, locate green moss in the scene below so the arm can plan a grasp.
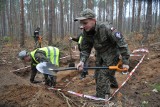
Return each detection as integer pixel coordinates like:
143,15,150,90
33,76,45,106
3,36,11,42
153,84,160,92
142,92,150,96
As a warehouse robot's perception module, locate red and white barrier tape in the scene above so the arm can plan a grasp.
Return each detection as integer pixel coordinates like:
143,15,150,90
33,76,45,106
107,54,146,101
48,54,146,101
48,87,105,101
49,48,149,101
130,54,142,56
132,48,149,53
10,66,30,72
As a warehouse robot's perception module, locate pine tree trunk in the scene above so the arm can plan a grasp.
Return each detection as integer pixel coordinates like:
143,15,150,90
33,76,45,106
142,0,152,45
137,0,141,32
20,0,25,47
131,0,135,32
111,0,114,23
39,0,43,35
118,0,123,32
44,0,49,32
154,0,158,28
60,0,64,39
48,0,53,45
52,0,56,39
88,0,93,10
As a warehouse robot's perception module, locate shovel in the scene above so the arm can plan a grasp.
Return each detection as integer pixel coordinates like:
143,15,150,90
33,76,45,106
36,61,127,76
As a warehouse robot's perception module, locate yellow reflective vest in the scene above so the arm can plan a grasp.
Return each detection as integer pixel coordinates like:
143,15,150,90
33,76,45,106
30,46,59,66
78,35,83,44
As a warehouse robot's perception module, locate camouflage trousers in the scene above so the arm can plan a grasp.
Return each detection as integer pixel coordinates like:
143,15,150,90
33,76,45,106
31,65,56,87
95,50,119,98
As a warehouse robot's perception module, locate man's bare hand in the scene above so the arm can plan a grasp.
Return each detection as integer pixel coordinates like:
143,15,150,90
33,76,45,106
122,64,129,70
76,61,84,71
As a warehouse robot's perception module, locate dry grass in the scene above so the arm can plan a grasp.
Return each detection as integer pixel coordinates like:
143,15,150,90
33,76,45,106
126,27,160,50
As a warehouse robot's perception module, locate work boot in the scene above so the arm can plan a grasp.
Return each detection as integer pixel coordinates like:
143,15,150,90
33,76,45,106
110,84,118,88
47,75,57,87
49,76,56,87
30,80,41,84
110,79,118,88
44,79,50,86
109,74,118,88
80,71,88,79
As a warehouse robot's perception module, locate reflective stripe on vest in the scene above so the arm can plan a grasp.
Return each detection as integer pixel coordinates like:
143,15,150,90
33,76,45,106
47,46,59,66
78,36,83,44
30,49,39,64
30,46,59,66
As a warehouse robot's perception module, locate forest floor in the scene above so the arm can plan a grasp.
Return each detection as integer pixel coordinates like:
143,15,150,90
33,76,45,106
0,36,160,107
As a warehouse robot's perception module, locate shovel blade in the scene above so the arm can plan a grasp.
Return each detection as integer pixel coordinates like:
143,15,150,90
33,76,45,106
36,62,57,76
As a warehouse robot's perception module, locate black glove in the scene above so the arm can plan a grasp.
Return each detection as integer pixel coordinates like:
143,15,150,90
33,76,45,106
80,71,88,78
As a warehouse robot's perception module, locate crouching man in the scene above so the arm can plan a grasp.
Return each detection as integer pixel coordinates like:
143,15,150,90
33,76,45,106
18,46,60,87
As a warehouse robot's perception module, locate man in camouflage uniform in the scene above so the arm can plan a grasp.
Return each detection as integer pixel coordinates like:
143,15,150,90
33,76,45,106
75,8,130,98
33,27,41,48
69,26,88,79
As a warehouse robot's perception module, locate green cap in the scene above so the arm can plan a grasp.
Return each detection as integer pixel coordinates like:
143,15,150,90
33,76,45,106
74,8,95,21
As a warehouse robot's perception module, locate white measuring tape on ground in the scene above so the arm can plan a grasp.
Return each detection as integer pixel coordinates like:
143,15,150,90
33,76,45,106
48,48,149,102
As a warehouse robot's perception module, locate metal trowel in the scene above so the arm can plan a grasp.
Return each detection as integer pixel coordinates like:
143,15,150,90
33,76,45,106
36,62,59,76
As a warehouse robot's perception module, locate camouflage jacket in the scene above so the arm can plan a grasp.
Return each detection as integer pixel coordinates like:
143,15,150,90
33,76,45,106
80,21,130,65
30,50,50,67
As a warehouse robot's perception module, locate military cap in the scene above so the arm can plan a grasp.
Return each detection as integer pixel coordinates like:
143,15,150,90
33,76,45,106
74,8,96,21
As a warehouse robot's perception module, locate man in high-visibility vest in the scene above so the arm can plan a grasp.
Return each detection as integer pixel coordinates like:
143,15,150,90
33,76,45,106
69,26,88,79
18,46,60,87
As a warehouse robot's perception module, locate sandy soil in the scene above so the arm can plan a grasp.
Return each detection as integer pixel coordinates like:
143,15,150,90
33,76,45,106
0,41,160,107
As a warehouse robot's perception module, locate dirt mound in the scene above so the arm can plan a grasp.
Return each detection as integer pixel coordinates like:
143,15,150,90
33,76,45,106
0,85,67,107
120,50,160,107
